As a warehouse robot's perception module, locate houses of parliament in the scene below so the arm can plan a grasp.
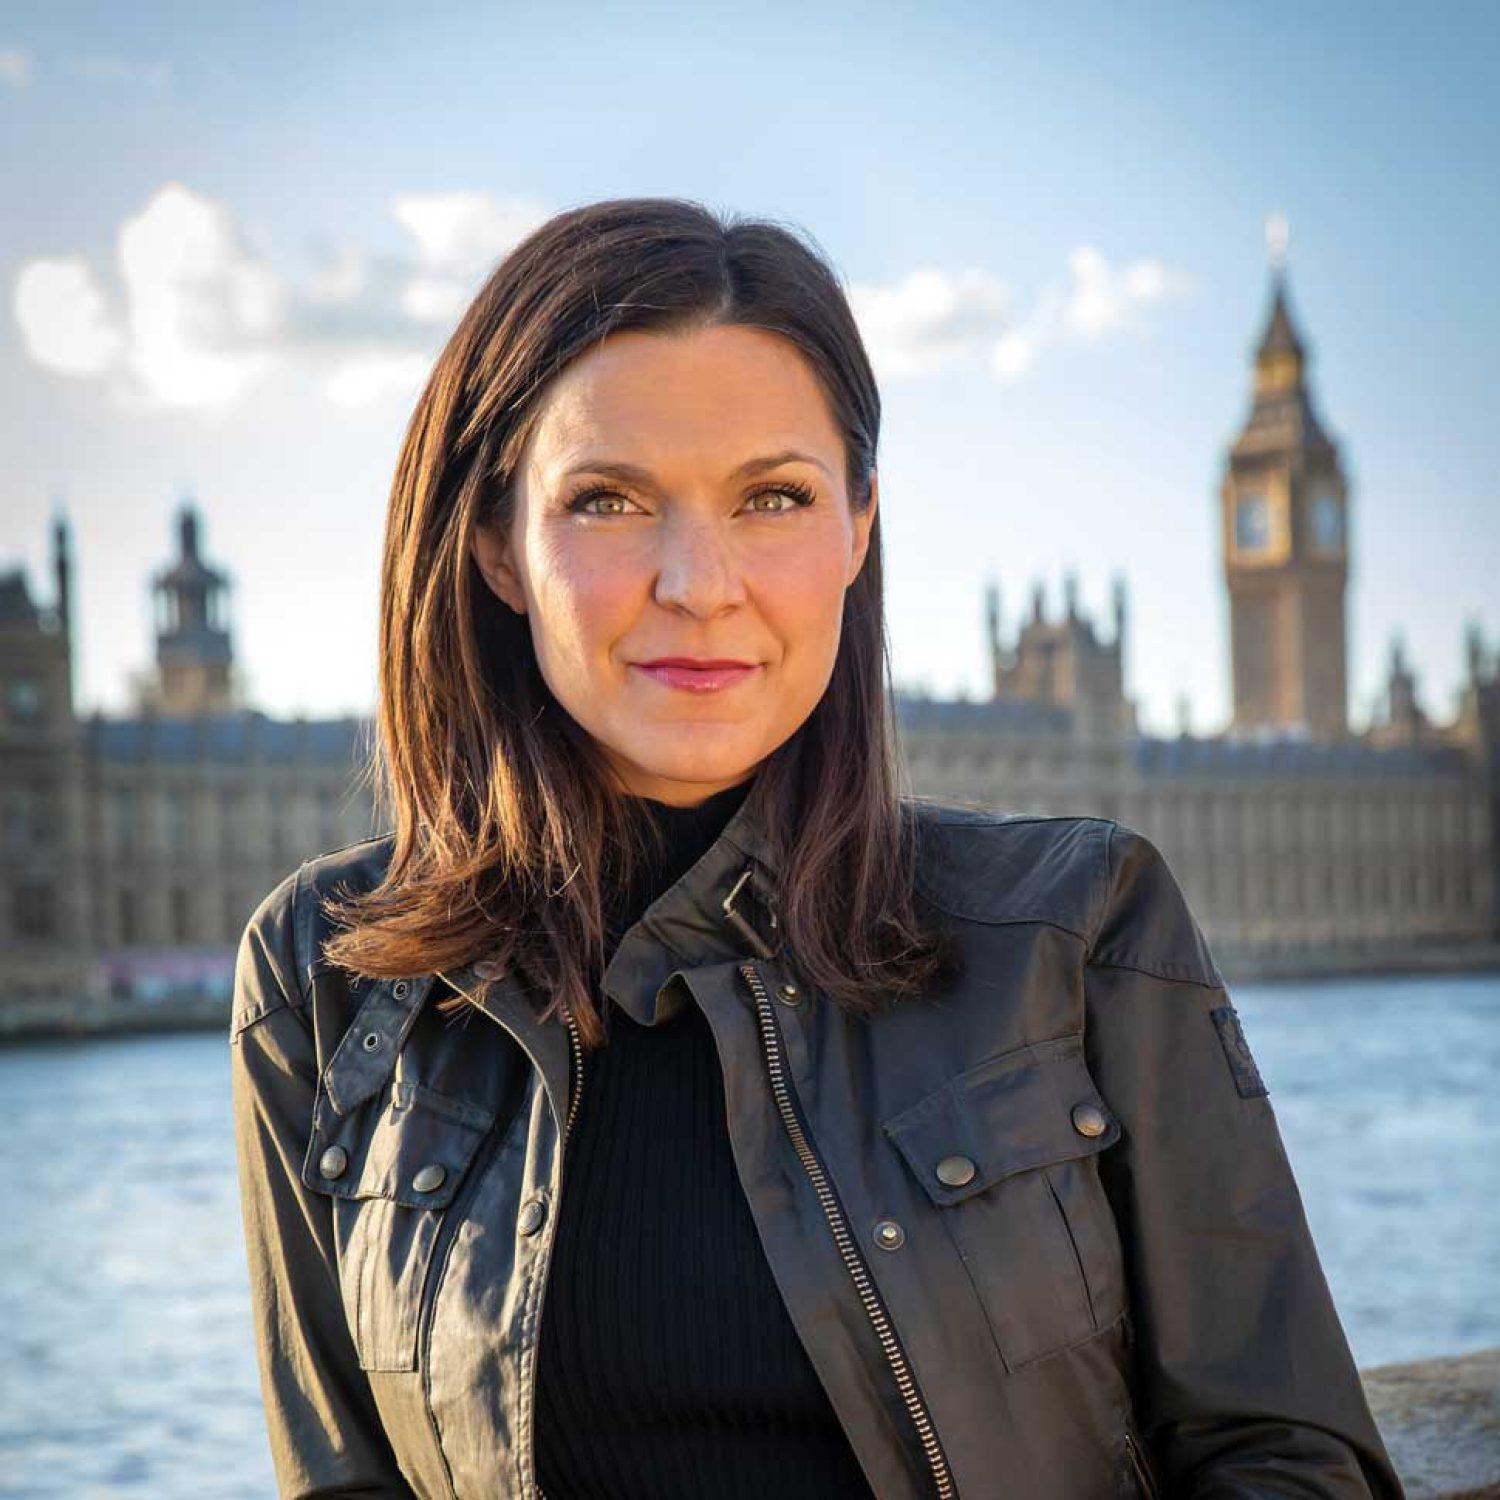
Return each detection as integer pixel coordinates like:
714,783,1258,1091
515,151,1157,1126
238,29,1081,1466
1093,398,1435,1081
3,264,1497,1022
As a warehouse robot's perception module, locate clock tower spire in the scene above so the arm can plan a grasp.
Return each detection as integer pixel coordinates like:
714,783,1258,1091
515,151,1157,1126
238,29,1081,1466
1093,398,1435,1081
1220,216,1350,739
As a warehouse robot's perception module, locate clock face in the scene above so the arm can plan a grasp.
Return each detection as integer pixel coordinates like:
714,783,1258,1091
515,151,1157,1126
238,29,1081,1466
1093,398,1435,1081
1235,493,1270,552
1310,490,1344,552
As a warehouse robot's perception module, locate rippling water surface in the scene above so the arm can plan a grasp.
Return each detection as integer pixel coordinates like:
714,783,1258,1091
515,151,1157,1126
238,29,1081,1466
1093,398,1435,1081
0,973,1495,1497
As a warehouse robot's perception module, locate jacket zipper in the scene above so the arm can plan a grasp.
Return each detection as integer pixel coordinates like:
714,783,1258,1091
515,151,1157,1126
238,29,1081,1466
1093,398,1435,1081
532,1007,584,1500
737,960,957,1500
1124,1429,1160,1500
559,1008,584,1149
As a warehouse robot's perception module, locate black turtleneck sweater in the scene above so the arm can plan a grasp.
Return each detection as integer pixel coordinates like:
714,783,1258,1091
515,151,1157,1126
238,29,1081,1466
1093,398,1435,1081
533,779,875,1499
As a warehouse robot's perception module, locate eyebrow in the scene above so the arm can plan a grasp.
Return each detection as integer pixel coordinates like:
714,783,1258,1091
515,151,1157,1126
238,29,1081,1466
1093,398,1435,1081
557,449,834,485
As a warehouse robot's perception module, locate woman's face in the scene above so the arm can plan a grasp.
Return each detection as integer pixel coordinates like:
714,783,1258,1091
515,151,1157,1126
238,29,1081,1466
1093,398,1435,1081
470,323,877,806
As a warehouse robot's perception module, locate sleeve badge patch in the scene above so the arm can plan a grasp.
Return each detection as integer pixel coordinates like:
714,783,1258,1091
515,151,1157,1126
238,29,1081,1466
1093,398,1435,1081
1210,1004,1269,1099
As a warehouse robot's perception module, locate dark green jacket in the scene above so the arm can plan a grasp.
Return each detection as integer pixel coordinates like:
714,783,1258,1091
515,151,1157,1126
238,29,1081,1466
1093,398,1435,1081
231,797,1404,1499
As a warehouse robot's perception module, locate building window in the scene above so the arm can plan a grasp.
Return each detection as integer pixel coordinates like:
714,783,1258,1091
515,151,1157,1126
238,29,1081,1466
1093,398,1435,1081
27,793,51,845
118,889,138,946
13,883,55,939
318,787,340,852
224,890,247,944
170,887,191,944
111,789,137,854
2,789,29,850
219,789,239,855
163,790,188,850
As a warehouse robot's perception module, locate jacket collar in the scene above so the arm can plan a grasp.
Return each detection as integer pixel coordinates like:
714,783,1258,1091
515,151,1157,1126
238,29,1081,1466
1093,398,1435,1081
601,786,782,1024
441,786,785,1028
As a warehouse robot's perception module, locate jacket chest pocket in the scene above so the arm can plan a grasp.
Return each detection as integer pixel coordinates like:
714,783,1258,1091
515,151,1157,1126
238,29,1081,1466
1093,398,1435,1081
881,1034,1126,1372
303,1078,500,1372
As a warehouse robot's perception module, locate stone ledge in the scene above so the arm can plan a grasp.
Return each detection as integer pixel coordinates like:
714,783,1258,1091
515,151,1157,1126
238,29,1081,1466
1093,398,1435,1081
1363,1348,1500,1499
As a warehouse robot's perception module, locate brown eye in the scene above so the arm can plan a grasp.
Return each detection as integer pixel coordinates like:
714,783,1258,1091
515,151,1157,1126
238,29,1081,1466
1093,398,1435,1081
567,486,636,516
745,481,817,513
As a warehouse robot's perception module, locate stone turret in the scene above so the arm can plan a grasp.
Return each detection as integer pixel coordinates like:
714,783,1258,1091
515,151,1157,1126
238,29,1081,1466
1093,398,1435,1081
140,501,238,715
988,573,1134,741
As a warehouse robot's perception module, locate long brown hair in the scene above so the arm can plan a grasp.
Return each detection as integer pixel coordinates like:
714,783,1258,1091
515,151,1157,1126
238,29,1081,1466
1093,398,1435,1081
320,196,954,1049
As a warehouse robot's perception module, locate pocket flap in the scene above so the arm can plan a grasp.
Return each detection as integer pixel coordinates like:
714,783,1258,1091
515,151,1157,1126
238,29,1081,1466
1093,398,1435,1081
303,1077,496,1210
881,1034,1119,1206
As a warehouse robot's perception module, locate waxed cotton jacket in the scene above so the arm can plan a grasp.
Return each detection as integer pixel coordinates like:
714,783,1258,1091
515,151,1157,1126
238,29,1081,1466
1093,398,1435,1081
230,796,1406,1500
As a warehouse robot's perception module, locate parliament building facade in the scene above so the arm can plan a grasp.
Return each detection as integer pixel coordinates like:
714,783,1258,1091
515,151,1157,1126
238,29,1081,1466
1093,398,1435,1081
2,266,1496,1025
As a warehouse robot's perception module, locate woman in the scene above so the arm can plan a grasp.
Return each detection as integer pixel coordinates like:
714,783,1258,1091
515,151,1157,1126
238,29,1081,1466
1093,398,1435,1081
231,197,1404,1499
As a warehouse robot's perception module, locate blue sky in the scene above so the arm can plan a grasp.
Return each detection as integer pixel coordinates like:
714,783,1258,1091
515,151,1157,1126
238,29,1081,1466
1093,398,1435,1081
2,0,1495,735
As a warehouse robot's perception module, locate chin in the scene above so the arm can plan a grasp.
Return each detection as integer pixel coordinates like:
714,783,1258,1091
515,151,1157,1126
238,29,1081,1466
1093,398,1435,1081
609,734,760,791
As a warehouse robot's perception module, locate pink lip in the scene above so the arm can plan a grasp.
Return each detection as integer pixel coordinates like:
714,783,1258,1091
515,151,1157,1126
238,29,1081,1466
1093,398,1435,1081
632,659,760,692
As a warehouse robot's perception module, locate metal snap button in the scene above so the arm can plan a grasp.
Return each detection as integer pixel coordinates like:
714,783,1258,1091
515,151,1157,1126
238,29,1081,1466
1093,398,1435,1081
411,1163,447,1194
1071,1102,1108,1138
361,1031,382,1052
935,1154,977,1188
517,1195,548,1236
318,1145,349,1180
777,981,801,1005
872,1218,906,1251
392,979,410,1000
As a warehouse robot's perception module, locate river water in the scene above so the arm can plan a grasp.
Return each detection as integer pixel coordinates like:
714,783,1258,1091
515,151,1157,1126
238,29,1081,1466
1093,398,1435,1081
0,973,1495,1498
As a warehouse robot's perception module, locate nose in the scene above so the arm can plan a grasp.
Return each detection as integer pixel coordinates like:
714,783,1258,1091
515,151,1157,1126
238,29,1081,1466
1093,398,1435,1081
653,515,746,616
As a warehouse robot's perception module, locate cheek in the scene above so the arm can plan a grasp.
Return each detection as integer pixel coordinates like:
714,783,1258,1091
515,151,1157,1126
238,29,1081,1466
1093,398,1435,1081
759,541,852,645
526,535,640,664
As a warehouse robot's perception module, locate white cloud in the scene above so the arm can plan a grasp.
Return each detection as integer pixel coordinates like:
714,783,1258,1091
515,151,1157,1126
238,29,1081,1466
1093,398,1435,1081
1060,245,1188,338
13,184,1190,410
391,192,550,324
12,184,283,407
0,47,173,91
987,245,1194,382
321,351,432,409
13,257,125,373
0,47,30,87
10,182,549,412
849,267,1011,378
851,246,1191,385
990,285,1065,380
305,243,366,305
117,182,286,406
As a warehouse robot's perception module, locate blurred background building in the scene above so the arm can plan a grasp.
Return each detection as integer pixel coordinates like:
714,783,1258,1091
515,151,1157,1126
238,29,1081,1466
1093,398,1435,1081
1,506,369,1029
2,264,1496,1030
904,266,1499,968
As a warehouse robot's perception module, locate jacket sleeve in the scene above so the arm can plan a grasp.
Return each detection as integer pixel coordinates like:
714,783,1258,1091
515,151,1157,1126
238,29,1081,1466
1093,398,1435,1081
1083,822,1405,1500
230,865,416,1499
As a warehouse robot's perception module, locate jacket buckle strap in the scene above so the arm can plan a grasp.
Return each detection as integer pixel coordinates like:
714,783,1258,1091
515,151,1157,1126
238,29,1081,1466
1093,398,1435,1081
323,975,435,1116
721,862,780,960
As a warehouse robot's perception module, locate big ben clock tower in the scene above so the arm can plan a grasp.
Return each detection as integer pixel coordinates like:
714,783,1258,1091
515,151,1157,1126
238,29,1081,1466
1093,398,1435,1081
1221,217,1350,739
